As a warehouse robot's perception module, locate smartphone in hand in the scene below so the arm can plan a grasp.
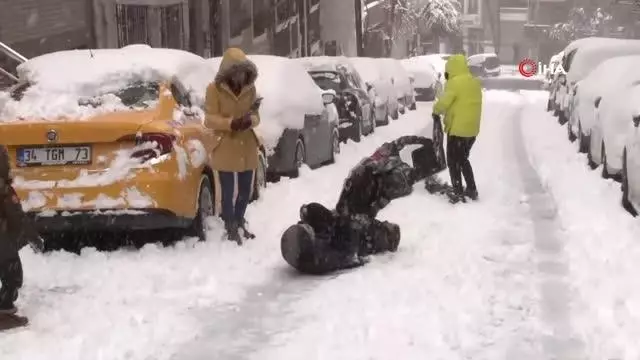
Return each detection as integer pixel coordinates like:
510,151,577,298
251,97,263,111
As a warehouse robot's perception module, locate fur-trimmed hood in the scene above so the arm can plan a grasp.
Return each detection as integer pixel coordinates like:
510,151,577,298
214,48,258,87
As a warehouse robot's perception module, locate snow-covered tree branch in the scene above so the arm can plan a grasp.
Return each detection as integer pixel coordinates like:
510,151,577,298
547,7,613,42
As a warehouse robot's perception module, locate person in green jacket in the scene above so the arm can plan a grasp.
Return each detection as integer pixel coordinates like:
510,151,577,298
432,54,483,203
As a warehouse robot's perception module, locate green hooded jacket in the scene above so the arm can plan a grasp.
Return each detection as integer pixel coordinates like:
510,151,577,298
433,54,482,137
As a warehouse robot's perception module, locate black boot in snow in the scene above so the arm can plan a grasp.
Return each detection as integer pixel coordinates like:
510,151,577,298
464,188,479,201
0,304,17,315
225,222,242,245
238,219,256,240
447,190,466,204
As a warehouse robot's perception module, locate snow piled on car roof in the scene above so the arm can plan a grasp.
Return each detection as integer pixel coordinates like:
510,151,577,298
293,56,356,73
0,46,214,121
208,55,326,153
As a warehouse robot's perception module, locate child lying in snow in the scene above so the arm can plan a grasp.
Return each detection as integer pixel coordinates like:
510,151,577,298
281,133,446,275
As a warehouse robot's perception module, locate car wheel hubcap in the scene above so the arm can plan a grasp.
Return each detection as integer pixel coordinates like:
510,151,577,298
296,144,304,168
333,133,340,154
199,184,213,234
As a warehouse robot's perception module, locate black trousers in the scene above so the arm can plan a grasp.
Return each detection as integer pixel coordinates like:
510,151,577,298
446,135,477,194
0,257,23,308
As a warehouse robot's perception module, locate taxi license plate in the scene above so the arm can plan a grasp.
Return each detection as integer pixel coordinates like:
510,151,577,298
17,145,92,167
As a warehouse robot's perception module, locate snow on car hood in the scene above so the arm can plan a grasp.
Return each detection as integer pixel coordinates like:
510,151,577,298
567,40,640,84
1,47,214,121
208,55,325,152
401,58,437,88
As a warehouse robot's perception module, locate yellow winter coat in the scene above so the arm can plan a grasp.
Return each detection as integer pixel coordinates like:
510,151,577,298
204,48,261,172
433,54,482,137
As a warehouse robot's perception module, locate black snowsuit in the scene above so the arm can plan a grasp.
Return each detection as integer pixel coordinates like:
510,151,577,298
281,135,445,275
0,146,42,311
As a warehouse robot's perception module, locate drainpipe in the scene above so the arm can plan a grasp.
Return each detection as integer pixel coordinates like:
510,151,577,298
355,0,363,56
0,41,27,64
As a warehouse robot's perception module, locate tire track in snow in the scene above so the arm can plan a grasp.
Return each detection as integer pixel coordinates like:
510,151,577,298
513,92,585,359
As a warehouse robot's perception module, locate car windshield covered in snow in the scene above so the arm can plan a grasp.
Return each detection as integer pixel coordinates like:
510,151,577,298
78,81,161,109
309,71,346,92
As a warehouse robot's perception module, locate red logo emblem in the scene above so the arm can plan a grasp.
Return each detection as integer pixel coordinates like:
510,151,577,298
518,58,537,77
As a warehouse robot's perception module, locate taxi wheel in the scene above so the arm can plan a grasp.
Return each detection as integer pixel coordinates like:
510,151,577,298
189,174,214,241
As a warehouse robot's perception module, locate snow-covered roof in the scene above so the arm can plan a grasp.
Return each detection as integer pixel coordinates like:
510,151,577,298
567,40,640,83
563,37,623,56
208,55,326,152
347,57,395,101
293,56,357,74
409,54,446,76
1,46,214,121
575,54,640,130
17,46,211,95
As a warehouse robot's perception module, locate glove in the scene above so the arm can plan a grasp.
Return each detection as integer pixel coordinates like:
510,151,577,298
238,113,253,130
29,236,45,253
432,113,441,122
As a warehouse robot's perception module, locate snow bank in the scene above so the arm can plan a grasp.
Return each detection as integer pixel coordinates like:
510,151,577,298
521,90,640,359
207,55,325,152
0,47,214,121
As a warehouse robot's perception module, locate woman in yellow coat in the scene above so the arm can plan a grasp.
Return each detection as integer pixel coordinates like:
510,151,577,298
204,48,261,244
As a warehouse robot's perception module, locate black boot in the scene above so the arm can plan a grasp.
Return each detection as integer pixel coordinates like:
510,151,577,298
464,188,479,201
0,303,17,315
225,221,242,245
238,219,256,240
447,189,466,204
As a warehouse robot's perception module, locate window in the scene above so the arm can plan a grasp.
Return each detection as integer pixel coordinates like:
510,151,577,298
115,4,150,47
160,5,185,49
116,82,160,108
468,0,479,14
253,0,270,38
229,0,251,39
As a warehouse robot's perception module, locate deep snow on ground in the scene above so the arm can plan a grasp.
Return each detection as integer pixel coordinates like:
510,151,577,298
0,103,434,360
235,91,547,360
521,91,640,360
5,91,637,360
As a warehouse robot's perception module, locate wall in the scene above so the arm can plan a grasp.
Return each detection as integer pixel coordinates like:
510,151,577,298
0,0,93,57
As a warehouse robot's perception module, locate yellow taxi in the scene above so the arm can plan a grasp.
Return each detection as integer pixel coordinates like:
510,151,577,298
0,46,266,240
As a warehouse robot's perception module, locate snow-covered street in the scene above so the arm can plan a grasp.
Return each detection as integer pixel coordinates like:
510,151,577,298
3,90,640,360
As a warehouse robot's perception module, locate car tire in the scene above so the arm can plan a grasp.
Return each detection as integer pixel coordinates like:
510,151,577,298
601,142,611,179
351,108,363,143
189,174,214,242
559,111,568,125
587,144,599,170
409,100,417,110
289,138,306,178
391,106,399,120
577,122,589,153
251,150,267,202
370,108,377,133
547,98,552,111
327,128,340,164
567,122,576,142
622,149,638,216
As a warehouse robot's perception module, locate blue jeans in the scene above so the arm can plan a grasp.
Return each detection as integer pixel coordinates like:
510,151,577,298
217,170,254,225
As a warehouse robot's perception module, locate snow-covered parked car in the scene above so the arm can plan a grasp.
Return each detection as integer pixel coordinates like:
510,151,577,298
378,58,416,113
295,56,375,142
0,46,243,241
546,51,564,112
401,57,441,101
208,55,340,181
467,53,501,77
348,56,398,125
557,38,640,126
570,55,640,156
619,84,640,214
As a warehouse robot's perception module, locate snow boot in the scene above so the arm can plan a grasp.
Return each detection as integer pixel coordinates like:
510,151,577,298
225,221,243,246
0,304,17,315
0,313,28,331
447,190,466,204
238,219,256,240
464,188,479,201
